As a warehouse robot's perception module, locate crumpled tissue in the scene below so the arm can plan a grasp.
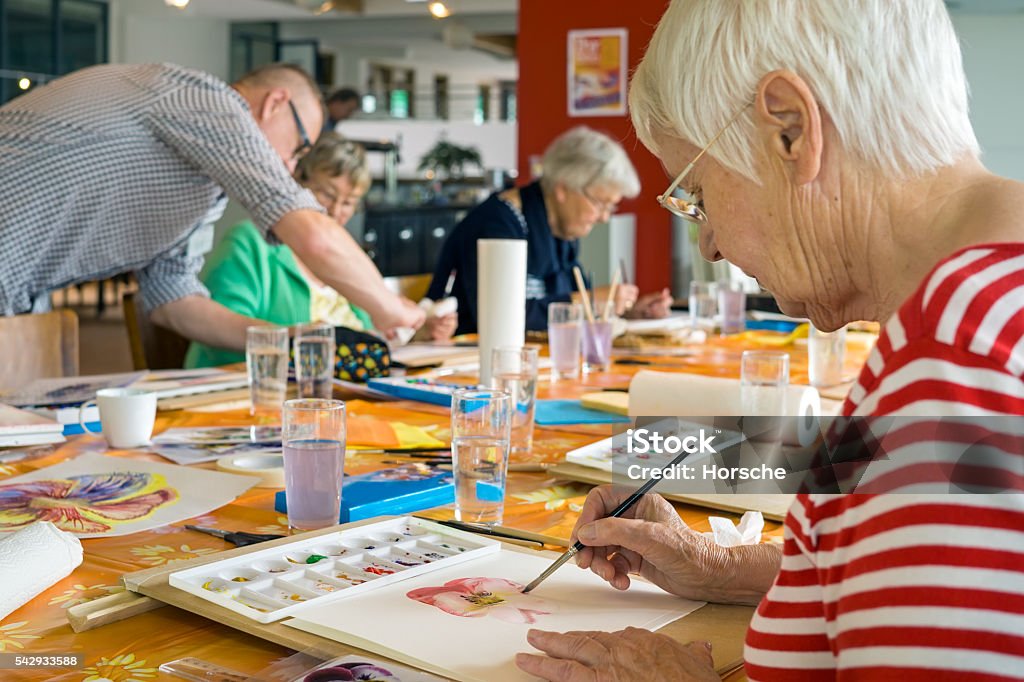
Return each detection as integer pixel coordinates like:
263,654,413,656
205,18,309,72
702,511,763,547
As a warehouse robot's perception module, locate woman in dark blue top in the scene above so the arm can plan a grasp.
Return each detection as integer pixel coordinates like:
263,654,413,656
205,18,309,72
427,127,672,335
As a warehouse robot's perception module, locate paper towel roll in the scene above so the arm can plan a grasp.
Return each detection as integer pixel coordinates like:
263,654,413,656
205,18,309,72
628,371,823,446
0,521,82,621
477,239,527,384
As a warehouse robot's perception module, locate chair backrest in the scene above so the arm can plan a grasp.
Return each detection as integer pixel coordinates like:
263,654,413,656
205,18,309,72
0,310,79,389
122,292,191,370
383,273,433,303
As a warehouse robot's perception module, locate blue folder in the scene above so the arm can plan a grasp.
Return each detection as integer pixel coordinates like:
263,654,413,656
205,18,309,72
534,399,631,426
275,465,454,523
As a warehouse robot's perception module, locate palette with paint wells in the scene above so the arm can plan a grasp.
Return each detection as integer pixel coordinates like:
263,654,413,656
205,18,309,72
168,517,499,623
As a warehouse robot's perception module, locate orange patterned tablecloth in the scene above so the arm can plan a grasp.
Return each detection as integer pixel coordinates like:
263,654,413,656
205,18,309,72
0,332,871,681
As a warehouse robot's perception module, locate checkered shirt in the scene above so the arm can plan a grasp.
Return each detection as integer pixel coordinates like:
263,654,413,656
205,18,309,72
0,63,323,314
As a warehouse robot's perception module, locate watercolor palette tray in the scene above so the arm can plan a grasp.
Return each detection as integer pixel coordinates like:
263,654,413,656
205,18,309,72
168,517,500,623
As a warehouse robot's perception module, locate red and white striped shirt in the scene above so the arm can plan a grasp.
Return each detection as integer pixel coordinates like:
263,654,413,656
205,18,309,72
745,244,1024,680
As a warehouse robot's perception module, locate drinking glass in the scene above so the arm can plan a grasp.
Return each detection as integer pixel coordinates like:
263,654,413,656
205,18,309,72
451,389,512,525
689,281,718,334
808,324,847,388
491,346,540,455
547,302,582,380
282,398,346,531
295,323,336,399
246,326,289,417
717,281,747,335
740,350,790,417
582,319,614,372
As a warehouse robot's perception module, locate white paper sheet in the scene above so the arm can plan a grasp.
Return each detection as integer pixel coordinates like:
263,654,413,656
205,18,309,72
0,452,258,537
286,548,704,682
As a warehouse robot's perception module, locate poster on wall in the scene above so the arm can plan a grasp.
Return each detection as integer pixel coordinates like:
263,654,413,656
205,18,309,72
568,28,628,117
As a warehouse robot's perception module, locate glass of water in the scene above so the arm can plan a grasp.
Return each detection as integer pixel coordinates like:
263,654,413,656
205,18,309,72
491,346,540,455
547,302,583,380
740,350,790,416
451,388,512,525
808,324,847,388
246,326,289,417
689,281,719,334
283,398,346,532
717,281,747,335
295,323,336,399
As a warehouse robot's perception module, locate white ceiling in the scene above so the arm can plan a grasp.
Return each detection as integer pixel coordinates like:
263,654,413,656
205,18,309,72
167,0,516,20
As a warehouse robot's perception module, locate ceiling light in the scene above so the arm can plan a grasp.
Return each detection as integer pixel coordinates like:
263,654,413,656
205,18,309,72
17,78,31,90
164,0,190,8
428,1,451,18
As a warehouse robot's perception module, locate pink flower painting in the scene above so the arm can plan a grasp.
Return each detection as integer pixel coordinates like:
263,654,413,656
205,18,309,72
0,472,179,534
406,577,553,624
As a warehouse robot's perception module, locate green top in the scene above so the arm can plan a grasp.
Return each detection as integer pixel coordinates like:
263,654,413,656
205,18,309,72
184,221,372,368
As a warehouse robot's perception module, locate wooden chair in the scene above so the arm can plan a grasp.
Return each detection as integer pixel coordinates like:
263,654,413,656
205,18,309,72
122,292,191,370
0,310,79,390
383,273,433,302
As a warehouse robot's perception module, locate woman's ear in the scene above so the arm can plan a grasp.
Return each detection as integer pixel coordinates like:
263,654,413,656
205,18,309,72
754,70,823,185
552,182,569,203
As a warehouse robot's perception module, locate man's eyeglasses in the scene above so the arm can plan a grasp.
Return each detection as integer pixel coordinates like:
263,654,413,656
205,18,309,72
288,100,313,160
657,103,751,224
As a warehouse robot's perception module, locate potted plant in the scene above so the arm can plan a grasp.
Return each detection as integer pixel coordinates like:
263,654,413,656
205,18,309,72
418,138,483,180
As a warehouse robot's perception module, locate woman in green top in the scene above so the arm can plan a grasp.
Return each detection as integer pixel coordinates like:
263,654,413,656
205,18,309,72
186,133,456,368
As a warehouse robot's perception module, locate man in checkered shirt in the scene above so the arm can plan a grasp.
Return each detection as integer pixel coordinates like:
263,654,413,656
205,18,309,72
0,62,424,350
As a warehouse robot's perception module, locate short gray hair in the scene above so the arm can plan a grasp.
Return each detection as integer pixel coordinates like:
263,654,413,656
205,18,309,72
295,132,371,192
630,0,980,181
540,127,641,198
233,62,322,104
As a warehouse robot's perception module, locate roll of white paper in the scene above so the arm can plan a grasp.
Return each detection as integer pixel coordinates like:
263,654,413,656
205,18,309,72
628,370,824,446
477,239,527,384
0,521,83,621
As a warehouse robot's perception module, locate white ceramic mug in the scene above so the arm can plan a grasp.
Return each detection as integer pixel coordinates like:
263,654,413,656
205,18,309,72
79,388,157,449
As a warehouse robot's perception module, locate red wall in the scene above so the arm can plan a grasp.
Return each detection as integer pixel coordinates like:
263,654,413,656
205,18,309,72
517,0,672,293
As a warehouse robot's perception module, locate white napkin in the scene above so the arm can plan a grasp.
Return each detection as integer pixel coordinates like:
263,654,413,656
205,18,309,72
0,521,83,621
702,511,764,547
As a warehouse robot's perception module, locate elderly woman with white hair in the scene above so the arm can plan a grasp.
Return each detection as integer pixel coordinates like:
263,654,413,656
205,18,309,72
516,1,1024,680
426,126,671,335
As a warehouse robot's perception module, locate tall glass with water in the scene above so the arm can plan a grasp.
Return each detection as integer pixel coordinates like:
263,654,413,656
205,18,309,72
548,302,583,380
689,281,718,334
246,326,289,417
717,281,747,335
282,398,346,531
295,323,336,399
451,389,512,525
808,324,847,388
491,346,540,455
740,351,790,416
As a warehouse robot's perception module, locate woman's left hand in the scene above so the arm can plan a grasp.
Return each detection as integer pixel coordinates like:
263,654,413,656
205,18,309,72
515,627,719,682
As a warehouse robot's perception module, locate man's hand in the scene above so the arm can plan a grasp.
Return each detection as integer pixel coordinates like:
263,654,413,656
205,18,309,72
515,628,719,682
275,210,424,333
150,295,260,351
371,296,426,336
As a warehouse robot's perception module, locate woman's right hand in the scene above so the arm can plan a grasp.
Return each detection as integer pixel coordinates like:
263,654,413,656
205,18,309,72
571,485,764,604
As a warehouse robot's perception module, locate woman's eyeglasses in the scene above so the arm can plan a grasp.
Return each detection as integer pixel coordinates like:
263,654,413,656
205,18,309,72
657,103,751,224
